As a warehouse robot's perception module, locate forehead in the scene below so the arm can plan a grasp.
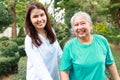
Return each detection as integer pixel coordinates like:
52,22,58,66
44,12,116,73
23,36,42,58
30,8,45,15
73,15,86,23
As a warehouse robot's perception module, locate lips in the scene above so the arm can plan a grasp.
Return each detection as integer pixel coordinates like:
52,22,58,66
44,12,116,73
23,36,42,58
76,28,86,35
37,21,44,26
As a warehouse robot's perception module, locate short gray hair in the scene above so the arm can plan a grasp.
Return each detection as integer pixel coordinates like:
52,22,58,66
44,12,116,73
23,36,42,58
71,11,92,27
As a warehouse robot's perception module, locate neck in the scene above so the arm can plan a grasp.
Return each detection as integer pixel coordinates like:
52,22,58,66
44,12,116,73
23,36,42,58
78,35,93,44
37,29,47,39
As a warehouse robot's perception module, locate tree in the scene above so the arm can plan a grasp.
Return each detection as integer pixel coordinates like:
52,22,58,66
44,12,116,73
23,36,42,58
5,0,17,38
110,0,120,28
0,1,13,33
55,0,110,28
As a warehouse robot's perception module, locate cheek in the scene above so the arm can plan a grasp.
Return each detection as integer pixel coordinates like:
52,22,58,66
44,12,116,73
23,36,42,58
74,27,79,32
73,27,78,34
30,17,33,23
30,18,36,24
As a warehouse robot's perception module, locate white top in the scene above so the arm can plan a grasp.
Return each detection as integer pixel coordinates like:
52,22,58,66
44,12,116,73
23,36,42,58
25,34,62,80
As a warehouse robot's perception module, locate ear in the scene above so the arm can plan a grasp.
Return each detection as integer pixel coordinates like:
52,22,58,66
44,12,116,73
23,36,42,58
90,24,93,33
90,24,93,29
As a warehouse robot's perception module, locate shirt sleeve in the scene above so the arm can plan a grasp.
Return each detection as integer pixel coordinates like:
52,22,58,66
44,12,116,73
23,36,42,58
25,35,53,80
54,40,62,63
103,37,114,65
59,42,72,71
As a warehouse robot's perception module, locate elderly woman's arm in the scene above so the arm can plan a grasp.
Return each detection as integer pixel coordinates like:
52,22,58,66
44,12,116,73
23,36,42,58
107,63,120,80
60,71,69,80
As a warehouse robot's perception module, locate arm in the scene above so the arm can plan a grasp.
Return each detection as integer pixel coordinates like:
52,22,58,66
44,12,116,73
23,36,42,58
25,36,53,80
102,37,120,80
55,40,62,63
60,71,69,80
107,63,120,80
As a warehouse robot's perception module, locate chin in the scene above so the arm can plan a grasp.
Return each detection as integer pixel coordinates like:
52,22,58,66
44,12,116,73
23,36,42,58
78,35,86,38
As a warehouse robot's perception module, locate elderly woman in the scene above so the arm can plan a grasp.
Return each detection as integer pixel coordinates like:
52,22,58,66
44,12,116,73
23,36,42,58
59,11,120,80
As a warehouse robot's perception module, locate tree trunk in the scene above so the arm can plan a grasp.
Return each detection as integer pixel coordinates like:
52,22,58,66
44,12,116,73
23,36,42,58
110,0,120,28
10,3,17,38
116,8,120,28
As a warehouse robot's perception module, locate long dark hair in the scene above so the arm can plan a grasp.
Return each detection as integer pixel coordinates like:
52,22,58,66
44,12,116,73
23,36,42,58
25,2,56,47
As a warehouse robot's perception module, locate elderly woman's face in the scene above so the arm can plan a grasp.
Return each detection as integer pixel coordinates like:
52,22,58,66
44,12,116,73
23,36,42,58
73,15,92,38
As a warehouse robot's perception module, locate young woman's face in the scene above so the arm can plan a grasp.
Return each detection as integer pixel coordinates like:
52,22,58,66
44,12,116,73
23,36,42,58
73,15,92,39
30,8,47,31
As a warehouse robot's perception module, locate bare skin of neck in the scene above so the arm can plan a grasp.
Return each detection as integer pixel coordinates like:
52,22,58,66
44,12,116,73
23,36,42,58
78,35,93,44
37,29,47,39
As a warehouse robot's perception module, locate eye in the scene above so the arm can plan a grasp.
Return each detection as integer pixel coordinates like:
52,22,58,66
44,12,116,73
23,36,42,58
74,23,79,26
81,22,86,25
32,15,38,18
40,13,45,17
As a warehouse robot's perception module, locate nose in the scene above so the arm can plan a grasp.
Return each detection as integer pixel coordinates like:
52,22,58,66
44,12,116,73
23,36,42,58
38,16,42,21
77,25,83,29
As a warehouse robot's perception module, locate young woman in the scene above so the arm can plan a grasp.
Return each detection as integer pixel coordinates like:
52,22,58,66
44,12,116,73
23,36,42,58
24,2,62,80
59,11,120,80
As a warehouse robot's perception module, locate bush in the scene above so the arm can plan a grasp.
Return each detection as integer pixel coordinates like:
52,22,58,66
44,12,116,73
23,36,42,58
0,36,9,41
17,27,25,37
18,45,26,57
59,36,68,49
10,57,27,80
0,53,19,76
10,37,25,46
0,40,18,57
93,23,111,35
0,40,20,76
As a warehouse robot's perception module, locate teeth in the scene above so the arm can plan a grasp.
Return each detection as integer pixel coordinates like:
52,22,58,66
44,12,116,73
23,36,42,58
82,29,85,32
76,29,85,34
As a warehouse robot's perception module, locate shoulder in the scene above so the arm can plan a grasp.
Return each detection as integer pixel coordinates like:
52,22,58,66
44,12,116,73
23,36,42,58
25,35,32,44
93,34,108,44
64,37,77,48
25,35,31,40
93,34,107,41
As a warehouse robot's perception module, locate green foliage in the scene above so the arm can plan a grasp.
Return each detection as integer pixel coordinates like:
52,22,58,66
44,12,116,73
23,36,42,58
0,56,19,76
110,3,120,9
99,27,120,45
0,2,13,32
93,23,120,45
49,14,56,27
55,23,70,49
100,1,120,28
54,0,61,7
17,27,25,37
10,37,26,57
10,37,25,46
56,0,109,28
106,34,120,45
10,57,27,80
57,0,81,27
0,41,19,57
0,36,9,41
16,1,26,28
0,40,20,76
93,23,111,35
18,45,26,57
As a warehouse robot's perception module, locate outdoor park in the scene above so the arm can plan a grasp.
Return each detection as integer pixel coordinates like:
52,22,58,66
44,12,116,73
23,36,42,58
0,0,120,80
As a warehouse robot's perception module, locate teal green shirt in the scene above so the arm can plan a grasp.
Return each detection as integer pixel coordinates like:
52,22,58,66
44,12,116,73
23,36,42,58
59,34,114,80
